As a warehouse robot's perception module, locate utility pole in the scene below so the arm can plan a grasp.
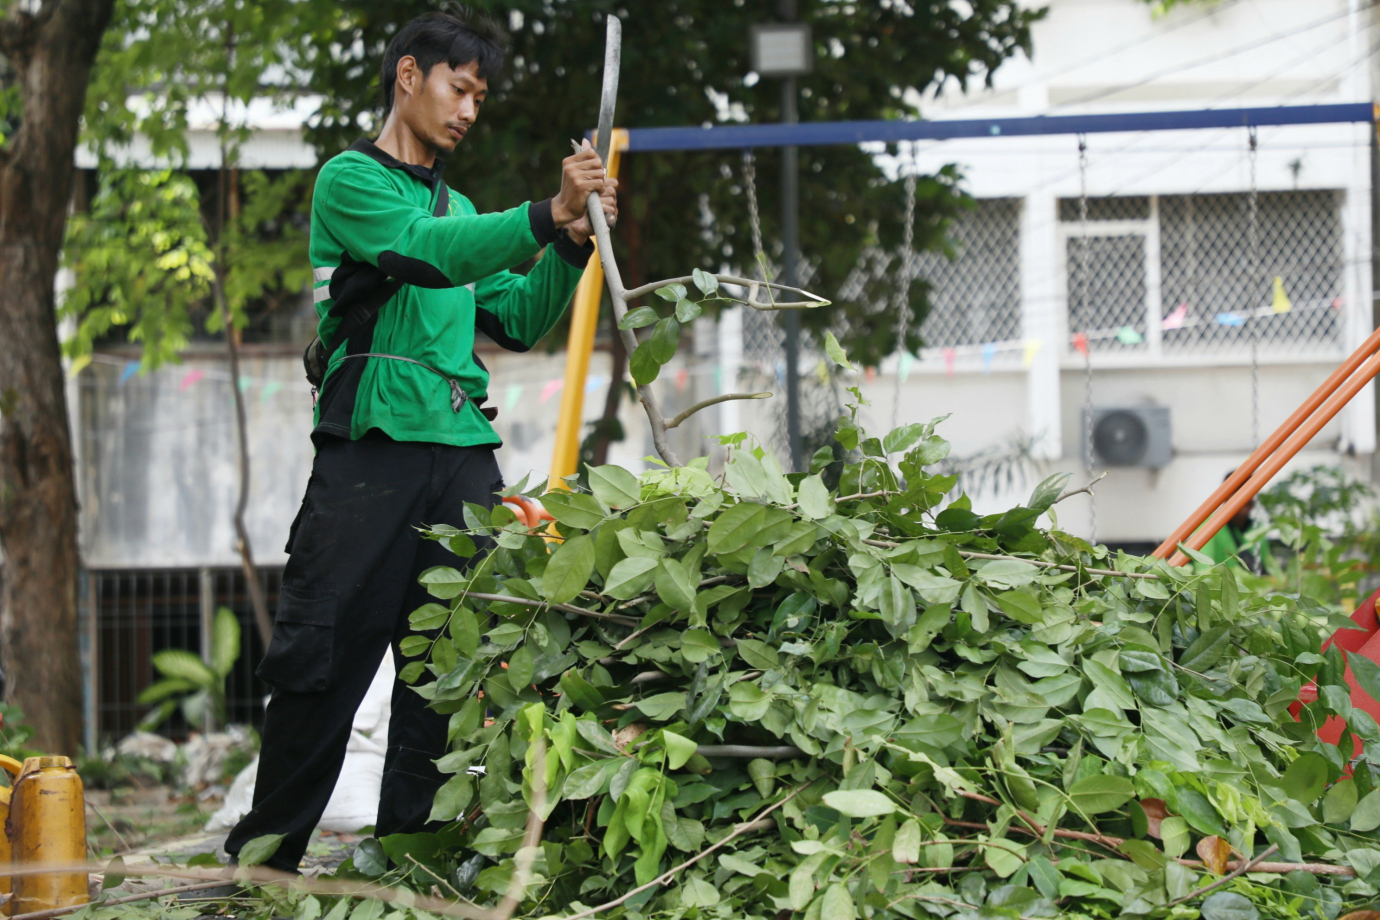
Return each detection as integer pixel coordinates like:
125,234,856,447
752,1,811,470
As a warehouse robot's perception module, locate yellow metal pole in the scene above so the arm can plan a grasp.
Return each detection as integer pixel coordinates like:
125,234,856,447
548,129,627,492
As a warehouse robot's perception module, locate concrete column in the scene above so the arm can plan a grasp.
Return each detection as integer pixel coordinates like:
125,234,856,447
1022,194,1063,460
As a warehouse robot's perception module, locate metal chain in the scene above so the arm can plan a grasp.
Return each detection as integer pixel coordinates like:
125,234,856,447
1247,126,1260,447
1077,134,1096,545
891,147,918,432
743,149,766,278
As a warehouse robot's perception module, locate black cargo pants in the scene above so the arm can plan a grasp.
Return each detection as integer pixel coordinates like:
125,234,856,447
224,431,502,872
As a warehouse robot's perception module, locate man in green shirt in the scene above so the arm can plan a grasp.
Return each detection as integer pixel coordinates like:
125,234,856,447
225,6,616,872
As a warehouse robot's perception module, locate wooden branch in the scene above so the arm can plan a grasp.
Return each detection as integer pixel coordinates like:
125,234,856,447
462,591,641,627
1171,844,1278,906
860,539,1162,580
621,274,831,310
9,881,233,920
561,782,811,920
489,741,547,920
665,392,771,430
1056,471,1108,504
696,745,805,759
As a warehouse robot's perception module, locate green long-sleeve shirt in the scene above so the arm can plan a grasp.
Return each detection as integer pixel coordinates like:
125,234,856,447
310,139,590,446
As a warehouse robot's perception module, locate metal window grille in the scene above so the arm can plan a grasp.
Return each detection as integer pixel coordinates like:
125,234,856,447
88,567,277,745
911,199,1023,350
1159,191,1343,355
1061,191,1343,357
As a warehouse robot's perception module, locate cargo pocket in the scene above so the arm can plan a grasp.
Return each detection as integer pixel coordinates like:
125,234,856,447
256,586,337,693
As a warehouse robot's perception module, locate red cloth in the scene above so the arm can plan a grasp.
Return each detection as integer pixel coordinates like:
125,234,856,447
1292,587,1380,756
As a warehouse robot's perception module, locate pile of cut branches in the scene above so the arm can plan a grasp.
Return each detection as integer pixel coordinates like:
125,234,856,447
339,392,1380,920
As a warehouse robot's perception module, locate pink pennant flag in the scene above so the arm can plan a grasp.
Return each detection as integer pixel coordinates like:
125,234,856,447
1162,303,1188,330
675,368,689,393
943,348,956,376
179,369,205,391
539,379,564,403
1072,333,1089,357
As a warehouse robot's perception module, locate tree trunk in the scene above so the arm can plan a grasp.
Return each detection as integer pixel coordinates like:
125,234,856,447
0,0,117,754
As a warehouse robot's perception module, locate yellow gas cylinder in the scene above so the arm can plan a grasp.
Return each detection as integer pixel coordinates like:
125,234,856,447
10,756,87,916
0,755,22,915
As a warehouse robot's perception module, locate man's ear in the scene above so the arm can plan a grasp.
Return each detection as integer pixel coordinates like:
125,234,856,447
395,54,421,100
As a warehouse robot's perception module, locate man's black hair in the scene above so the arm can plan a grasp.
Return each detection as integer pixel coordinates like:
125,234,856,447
380,3,507,112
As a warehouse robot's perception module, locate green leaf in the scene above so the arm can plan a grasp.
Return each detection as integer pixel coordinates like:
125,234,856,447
736,638,779,670
635,692,686,721
1179,627,1231,671
352,838,387,877
1353,789,1380,832
748,547,784,589
1281,752,1329,804
680,878,720,908
675,299,703,323
796,474,832,520
211,607,241,679
655,282,687,302
893,818,921,864
239,833,286,867
542,534,596,604
1323,778,1358,825
1068,774,1135,814
691,268,719,296
728,682,771,720
707,501,768,555
101,856,126,890
618,305,659,329
409,603,450,631
629,341,661,385
399,636,430,658
654,556,697,612
822,790,896,818
604,556,659,600
541,491,607,530
1348,651,1380,706
507,645,534,690
564,760,615,799
151,649,215,687
994,590,1044,625
820,882,855,920
1199,891,1259,920
663,730,698,769
588,464,641,508
882,423,926,455
427,774,474,822
1160,816,1190,858
1027,473,1071,513
649,317,680,364
823,331,853,370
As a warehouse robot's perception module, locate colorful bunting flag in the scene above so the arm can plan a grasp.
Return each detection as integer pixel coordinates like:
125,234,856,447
505,384,523,412
539,379,563,403
1022,339,1042,369
981,343,997,374
585,375,608,394
941,348,954,377
260,380,283,403
675,368,689,392
1162,303,1188,330
238,376,253,392
179,369,205,391
900,351,916,383
120,361,140,384
1116,326,1143,345
1271,276,1292,314
1215,312,1245,327
1072,333,1089,357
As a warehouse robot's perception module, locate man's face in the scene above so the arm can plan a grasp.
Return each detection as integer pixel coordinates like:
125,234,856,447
398,58,488,156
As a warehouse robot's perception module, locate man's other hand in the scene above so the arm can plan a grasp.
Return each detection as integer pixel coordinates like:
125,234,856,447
564,173,618,246
552,139,608,229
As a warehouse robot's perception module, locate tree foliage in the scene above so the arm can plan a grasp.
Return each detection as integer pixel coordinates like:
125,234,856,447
299,0,1044,364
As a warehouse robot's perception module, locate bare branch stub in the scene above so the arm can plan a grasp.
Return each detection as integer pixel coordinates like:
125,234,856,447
665,392,771,430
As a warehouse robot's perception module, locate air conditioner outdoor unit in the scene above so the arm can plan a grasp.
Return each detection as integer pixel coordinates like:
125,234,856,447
1083,406,1172,469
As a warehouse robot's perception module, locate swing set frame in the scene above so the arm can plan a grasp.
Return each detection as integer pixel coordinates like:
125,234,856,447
548,92,1379,560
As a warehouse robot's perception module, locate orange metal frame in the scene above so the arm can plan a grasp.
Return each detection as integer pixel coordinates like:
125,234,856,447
1153,325,1380,566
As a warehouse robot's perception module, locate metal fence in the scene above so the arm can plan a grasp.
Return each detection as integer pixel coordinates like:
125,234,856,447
86,567,278,746
1061,190,1344,357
